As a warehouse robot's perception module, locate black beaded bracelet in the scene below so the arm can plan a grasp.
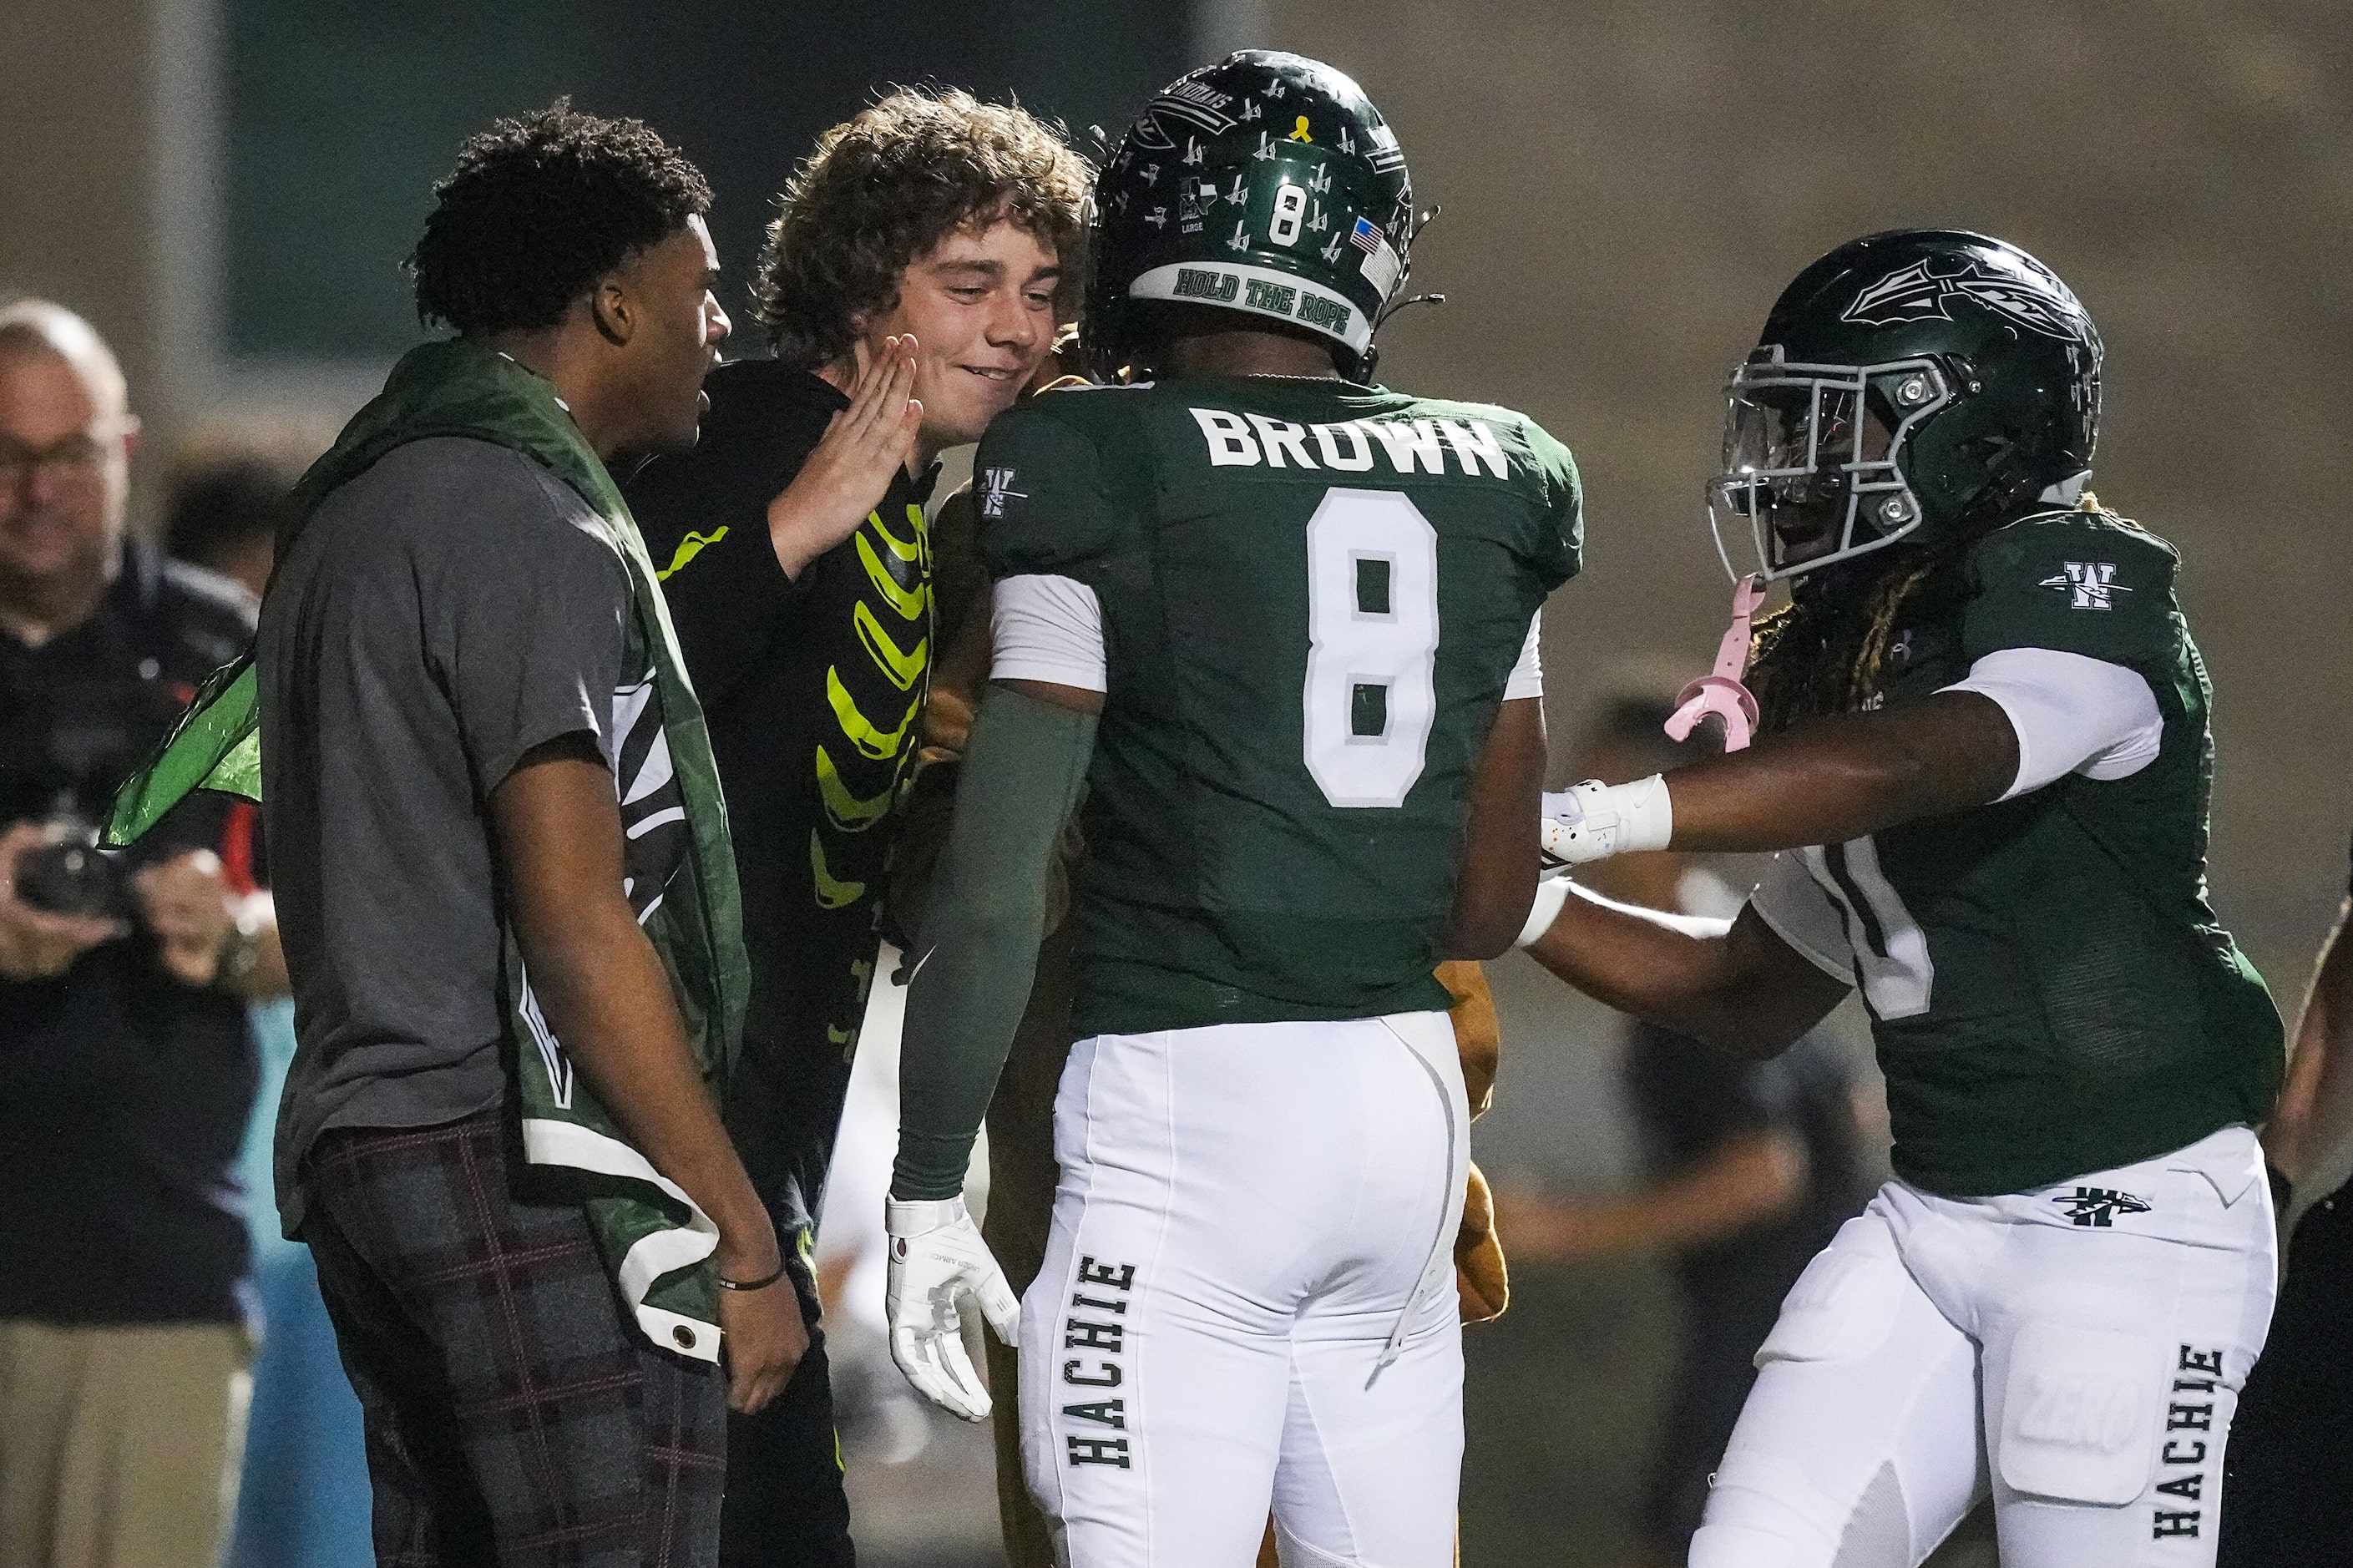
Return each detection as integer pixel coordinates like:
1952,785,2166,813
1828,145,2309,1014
715,1262,787,1292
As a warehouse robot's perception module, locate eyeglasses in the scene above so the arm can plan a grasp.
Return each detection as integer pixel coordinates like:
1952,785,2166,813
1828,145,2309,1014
0,433,118,491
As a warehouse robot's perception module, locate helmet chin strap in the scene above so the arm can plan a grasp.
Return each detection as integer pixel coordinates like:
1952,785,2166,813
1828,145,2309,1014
1364,205,1450,379
1372,203,1446,331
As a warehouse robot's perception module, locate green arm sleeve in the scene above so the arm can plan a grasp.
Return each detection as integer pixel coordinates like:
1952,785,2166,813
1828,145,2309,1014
892,684,1098,1201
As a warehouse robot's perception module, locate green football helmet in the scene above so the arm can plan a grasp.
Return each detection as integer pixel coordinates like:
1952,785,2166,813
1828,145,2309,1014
1083,51,1417,382
1707,229,2103,583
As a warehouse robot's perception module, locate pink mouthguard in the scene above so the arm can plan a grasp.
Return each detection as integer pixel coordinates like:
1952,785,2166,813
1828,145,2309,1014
1664,574,1767,752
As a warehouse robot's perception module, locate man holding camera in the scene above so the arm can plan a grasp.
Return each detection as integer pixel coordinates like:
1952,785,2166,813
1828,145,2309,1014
0,298,287,1568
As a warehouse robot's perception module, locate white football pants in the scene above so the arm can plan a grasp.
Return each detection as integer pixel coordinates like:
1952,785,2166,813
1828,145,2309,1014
1020,1010,1468,1568
1690,1125,2276,1568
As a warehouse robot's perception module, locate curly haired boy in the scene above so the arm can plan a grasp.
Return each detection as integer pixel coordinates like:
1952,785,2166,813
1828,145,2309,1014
621,87,1090,1566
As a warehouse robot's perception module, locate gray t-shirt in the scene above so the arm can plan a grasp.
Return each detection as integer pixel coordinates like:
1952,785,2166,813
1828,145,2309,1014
258,437,629,1233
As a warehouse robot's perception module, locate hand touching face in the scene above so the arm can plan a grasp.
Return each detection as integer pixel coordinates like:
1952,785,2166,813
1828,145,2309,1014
855,217,1062,460
764,334,923,580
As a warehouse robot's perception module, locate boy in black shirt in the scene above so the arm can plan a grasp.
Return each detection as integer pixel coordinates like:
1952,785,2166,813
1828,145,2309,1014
625,87,1089,1564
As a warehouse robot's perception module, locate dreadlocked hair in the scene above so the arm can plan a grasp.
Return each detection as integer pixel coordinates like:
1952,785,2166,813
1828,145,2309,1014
1745,541,1967,730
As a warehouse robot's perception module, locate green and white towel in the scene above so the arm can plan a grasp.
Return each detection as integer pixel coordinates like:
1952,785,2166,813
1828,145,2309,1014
108,338,749,1361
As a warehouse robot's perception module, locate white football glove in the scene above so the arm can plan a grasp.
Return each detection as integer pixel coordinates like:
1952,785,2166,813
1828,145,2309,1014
884,1195,1021,1422
1541,775,1673,868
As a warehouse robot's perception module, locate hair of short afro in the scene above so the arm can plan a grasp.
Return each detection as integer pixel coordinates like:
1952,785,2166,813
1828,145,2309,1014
407,99,712,336
752,87,1091,369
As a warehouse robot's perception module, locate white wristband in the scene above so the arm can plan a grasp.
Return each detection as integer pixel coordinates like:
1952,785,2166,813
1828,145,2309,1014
1609,774,1674,853
886,1195,971,1238
1541,773,1675,867
1516,877,1573,948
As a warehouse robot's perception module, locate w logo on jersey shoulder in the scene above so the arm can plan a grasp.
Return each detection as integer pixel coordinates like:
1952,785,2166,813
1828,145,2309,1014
2053,1186,2152,1227
2038,560,2128,610
980,467,1026,518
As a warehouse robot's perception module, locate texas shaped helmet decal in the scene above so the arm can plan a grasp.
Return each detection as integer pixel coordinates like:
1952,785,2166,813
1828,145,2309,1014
1841,255,2092,341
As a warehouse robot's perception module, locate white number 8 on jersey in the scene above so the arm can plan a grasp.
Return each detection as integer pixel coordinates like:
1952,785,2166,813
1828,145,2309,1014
1302,488,1441,808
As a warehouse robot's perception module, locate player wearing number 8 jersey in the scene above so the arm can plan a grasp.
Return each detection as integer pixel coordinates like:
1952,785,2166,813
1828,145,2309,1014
884,53,1576,1566
979,380,1573,1038
1523,230,2280,1567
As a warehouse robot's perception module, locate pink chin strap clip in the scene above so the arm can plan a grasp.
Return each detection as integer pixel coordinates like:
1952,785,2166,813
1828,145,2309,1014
1664,574,1768,752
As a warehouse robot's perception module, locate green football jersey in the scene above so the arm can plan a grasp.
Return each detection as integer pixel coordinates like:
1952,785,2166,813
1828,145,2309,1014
975,377,1581,1038
1759,508,2281,1196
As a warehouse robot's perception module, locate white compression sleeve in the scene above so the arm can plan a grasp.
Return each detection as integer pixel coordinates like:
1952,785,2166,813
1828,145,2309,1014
990,573,1107,692
1938,647,2163,801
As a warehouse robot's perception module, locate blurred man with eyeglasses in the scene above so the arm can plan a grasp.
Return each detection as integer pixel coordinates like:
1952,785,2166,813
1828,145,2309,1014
0,298,289,1568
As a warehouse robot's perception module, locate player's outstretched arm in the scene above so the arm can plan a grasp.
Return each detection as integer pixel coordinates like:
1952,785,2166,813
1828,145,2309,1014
1440,695,1548,961
888,678,1098,1420
1550,645,2173,865
1525,882,1850,1058
1660,692,2018,853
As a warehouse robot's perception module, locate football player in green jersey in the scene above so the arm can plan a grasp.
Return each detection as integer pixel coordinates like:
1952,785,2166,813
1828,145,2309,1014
1521,230,2280,1567
881,52,1579,1566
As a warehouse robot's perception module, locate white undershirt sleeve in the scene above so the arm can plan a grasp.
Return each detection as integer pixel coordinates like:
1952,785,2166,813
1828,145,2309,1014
1504,609,1544,701
1938,646,2163,802
1747,852,1859,985
989,573,1108,692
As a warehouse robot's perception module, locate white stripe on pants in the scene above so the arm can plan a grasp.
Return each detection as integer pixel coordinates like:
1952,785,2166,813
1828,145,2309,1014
1020,1011,1466,1568
1690,1125,2277,1568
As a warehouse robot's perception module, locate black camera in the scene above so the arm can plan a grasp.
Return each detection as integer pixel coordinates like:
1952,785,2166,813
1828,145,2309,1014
13,825,130,922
